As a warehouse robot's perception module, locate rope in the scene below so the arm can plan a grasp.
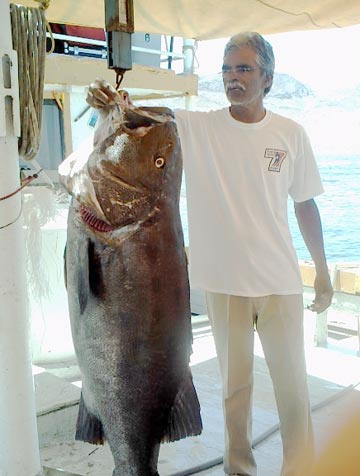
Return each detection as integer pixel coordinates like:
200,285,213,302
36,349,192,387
10,4,47,160
34,0,56,55
45,18,55,54
34,0,51,10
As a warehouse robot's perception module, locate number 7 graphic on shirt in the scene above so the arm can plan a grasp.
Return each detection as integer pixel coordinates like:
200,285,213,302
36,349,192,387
265,148,287,172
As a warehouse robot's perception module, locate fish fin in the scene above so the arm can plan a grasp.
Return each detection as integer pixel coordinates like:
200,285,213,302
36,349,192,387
75,394,105,445
162,371,203,443
77,239,92,314
88,240,106,298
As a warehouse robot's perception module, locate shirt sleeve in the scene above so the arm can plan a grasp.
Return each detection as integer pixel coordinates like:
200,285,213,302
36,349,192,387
289,126,324,202
174,109,200,169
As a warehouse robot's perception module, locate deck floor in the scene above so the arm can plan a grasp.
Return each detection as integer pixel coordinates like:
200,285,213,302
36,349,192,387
40,310,360,476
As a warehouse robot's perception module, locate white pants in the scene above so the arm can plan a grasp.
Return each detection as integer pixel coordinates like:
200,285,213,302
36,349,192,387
206,293,314,476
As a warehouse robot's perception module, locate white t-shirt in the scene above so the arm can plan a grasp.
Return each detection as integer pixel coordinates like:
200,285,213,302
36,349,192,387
175,108,324,296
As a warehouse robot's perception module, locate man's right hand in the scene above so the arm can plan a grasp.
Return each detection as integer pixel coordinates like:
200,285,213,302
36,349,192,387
86,79,133,117
86,79,120,110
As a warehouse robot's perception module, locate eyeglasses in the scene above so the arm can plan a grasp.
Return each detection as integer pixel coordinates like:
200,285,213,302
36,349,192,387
221,65,258,75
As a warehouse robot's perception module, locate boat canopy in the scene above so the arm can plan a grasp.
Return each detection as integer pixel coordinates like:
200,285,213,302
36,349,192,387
11,0,360,39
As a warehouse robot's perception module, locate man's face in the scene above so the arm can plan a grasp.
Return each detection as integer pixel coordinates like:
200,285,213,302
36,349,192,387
222,45,271,107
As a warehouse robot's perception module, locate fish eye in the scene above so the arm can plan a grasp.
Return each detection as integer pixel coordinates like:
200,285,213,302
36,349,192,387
154,157,165,168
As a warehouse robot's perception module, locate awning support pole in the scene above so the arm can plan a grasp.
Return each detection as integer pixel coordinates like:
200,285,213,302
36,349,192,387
183,38,196,110
0,1,42,475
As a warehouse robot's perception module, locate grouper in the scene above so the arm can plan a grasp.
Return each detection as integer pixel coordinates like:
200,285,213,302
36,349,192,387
59,80,202,476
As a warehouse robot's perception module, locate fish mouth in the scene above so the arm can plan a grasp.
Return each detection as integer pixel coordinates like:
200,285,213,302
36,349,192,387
80,205,114,232
123,107,175,132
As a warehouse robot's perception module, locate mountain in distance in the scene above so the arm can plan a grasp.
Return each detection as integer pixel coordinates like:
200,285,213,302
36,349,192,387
268,72,313,99
141,71,359,155
142,72,313,110
198,71,360,107
144,70,358,112
198,71,313,99
183,71,315,111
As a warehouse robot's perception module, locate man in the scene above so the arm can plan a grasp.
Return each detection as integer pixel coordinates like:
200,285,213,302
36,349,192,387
86,32,333,476
174,32,333,476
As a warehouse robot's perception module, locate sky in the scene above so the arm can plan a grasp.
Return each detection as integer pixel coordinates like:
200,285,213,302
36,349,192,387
192,24,360,93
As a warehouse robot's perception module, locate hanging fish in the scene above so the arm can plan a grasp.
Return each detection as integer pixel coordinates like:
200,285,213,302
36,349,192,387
59,79,202,476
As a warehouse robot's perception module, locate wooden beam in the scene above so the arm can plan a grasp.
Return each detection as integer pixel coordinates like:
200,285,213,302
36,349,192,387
44,54,198,97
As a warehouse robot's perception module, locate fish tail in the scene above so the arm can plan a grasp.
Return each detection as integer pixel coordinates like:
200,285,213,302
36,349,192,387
75,393,105,445
162,371,203,443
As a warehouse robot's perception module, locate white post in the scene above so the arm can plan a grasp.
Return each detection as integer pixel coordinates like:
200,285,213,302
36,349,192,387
182,38,196,111
183,38,195,74
0,1,42,475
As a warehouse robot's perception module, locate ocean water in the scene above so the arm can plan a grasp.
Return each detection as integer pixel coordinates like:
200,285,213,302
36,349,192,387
291,154,360,264
180,153,360,264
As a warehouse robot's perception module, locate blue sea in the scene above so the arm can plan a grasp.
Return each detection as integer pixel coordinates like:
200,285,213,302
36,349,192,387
180,154,360,264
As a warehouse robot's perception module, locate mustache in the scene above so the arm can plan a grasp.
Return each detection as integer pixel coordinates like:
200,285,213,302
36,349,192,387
225,81,246,93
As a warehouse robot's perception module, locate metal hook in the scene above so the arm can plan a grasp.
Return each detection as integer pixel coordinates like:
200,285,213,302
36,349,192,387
115,69,126,91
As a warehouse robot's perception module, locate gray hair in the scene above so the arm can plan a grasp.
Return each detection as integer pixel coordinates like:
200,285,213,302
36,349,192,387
223,32,275,96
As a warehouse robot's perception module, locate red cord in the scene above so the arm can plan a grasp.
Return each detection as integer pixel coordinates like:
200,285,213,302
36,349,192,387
0,170,43,201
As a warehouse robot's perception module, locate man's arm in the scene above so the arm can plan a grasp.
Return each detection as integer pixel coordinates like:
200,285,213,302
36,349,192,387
294,198,333,313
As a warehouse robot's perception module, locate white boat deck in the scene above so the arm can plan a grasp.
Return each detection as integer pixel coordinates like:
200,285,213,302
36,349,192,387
38,309,360,476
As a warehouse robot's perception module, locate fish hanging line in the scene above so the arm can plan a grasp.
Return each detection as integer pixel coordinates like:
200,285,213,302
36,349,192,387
10,1,54,162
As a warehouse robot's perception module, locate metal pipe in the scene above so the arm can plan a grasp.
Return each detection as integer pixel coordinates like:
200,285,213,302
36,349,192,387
47,33,184,59
167,36,174,69
0,1,42,475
